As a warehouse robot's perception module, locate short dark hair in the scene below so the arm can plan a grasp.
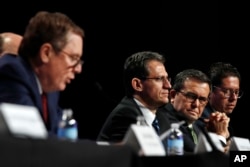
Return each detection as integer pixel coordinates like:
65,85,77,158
18,11,85,59
172,69,211,91
208,62,241,87
123,51,166,97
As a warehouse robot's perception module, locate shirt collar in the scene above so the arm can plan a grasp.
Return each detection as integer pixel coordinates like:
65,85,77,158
133,98,156,126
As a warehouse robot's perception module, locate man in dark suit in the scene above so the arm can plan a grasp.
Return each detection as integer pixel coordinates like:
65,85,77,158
0,11,85,136
97,51,172,143
196,62,243,150
157,69,230,153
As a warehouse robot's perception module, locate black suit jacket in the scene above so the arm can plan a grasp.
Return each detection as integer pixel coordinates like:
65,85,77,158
196,104,213,128
97,96,143,142
97,96,172,143
157,103,200,153
0,54,62,136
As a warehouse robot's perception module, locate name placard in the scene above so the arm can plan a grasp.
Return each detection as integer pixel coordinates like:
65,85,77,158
230,136,250,151
0,103,48,139
123,124,166,156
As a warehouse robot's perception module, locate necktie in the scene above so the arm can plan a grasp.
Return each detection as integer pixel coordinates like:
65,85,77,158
152,118,160,135
188,124,198,144
41,93,48,124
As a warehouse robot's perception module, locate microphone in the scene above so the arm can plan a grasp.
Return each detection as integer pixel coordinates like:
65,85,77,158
197,124,220,152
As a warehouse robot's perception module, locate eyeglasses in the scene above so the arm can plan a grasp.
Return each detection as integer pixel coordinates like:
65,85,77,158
213,86,243,99
141,76,171,83
178,90,208,106
61,50,84,68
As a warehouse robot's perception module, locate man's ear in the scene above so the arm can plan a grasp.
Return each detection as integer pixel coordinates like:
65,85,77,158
170,89,177,99
132,78,143,92
39,43,52,63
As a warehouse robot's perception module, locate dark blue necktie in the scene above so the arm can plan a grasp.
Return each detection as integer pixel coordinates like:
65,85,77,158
152,118,160,135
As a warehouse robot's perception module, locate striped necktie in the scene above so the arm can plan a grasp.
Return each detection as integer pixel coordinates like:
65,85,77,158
188,124,198,144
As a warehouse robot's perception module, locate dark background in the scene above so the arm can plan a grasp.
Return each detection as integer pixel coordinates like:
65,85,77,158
1,1,249,140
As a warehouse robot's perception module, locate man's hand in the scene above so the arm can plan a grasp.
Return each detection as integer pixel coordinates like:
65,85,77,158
206,111,230,139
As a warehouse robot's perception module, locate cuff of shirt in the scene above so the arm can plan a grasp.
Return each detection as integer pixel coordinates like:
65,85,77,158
217,135,227,146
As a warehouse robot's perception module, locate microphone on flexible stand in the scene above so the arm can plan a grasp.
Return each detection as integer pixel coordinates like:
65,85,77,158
196,121,220,152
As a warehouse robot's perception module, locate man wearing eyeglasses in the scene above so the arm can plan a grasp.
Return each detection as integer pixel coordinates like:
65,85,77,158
196,62,242,151
157,69,230,153
0,11,85,136
97,51,172,143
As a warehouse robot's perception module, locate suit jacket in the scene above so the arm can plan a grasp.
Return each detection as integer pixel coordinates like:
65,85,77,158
97,96,172,143
97,96,143,142
157,103,200,153
196,103,213,128
0,54,62,136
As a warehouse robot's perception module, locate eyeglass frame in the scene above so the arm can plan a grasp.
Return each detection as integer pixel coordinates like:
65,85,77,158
140,76,171,83
60,49,84,68
177,90,209,106
213,86,243,99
